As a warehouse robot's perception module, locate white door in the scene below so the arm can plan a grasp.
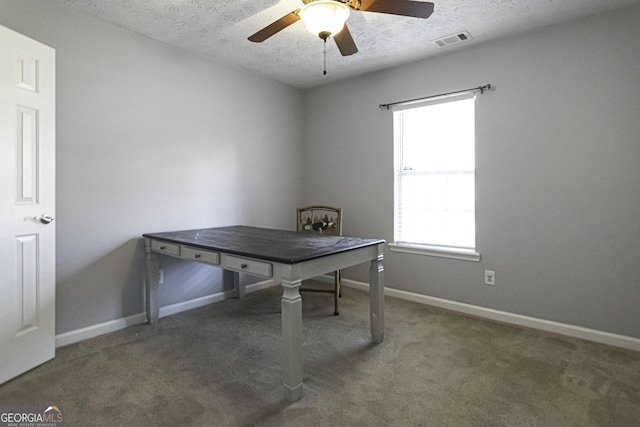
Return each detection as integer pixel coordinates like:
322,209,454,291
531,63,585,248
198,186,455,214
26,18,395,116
0,24,56,384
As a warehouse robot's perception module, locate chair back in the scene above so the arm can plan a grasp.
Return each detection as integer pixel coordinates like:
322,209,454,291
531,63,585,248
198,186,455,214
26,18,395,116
296,205,342,236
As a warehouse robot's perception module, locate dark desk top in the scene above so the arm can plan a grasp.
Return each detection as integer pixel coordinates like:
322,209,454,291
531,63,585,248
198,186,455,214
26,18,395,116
143,225,385,264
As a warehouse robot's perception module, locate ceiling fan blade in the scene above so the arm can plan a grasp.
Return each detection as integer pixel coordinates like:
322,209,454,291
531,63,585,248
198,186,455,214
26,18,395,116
333,24,358,56
357,0,434,19
248,10,301,42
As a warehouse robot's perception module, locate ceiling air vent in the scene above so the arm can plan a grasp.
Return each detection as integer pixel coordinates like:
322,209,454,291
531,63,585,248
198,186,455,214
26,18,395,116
432,31,472,48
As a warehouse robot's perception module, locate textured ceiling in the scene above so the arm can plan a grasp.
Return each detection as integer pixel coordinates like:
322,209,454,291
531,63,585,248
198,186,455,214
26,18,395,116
52,0,640,88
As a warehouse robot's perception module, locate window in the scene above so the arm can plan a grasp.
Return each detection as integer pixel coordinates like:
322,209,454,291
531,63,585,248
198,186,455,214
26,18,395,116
391,92,479,261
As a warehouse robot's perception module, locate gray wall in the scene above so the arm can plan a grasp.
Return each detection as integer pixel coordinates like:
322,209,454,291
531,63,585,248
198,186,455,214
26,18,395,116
303,5,640,338
0,1,305,334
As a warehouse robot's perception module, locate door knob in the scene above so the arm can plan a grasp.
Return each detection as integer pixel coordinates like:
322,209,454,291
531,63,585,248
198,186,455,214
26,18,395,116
35,213,55,224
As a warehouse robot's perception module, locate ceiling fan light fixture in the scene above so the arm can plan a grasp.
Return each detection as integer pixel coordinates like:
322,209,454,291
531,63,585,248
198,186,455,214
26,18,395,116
300,1,350,40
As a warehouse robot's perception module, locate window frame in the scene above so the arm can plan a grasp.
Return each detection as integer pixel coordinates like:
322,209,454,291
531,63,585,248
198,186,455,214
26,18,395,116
390,92,481,262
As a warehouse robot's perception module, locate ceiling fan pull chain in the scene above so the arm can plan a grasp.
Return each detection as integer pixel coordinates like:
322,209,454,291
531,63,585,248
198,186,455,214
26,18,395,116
323,38,327,75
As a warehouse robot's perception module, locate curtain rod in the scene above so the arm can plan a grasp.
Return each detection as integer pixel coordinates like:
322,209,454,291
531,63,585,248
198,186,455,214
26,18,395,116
379,84,493,110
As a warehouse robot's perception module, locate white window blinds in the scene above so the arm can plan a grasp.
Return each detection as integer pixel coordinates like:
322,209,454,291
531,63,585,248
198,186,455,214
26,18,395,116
393,92,476,250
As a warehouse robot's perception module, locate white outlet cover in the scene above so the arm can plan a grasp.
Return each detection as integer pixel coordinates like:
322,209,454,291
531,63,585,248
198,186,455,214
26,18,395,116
484,270,495,286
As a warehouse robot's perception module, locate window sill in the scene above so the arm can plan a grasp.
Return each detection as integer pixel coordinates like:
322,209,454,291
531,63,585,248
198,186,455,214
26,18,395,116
388,243,481,262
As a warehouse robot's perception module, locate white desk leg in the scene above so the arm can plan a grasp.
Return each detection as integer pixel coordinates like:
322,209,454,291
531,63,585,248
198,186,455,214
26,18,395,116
281,270,303,402
223,269,244,299
369,244,385,343
144,238,160,324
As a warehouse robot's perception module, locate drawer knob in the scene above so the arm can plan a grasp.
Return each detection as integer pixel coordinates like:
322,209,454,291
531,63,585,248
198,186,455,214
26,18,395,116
160,246,166,250
241,263,248,269
195,254,201,259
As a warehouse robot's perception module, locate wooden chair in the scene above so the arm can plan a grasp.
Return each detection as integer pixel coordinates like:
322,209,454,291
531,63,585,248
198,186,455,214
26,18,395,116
296,205,342,315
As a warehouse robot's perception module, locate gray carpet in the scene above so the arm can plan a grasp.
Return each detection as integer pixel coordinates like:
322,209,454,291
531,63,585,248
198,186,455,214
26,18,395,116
1,285,639,426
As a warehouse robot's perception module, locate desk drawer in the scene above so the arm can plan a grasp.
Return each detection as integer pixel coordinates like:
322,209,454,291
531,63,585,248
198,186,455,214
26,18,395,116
151,240,180,256
182,247,219,265
226,255,272,277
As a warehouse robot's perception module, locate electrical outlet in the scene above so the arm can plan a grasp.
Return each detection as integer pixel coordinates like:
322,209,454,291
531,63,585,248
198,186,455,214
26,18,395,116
159,269,164,284
484,270,495,286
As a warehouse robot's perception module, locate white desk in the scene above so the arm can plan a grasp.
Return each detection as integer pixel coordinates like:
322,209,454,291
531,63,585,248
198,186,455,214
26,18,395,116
143,225,385,402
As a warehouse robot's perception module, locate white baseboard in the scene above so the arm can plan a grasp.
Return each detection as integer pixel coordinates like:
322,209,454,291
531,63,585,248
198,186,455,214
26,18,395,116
55,313,147,348
159,290,236,319
55,279,278,348
246,278,279,293
158,279,276,318
340,278,640,352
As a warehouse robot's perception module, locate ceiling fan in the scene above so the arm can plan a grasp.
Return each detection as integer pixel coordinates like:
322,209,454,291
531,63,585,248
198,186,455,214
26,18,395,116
248,0,435,57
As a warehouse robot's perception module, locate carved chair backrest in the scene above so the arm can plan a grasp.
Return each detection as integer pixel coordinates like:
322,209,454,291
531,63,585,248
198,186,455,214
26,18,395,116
296,205,342,237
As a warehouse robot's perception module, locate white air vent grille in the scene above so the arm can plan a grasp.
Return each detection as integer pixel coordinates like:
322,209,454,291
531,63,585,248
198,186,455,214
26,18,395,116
432,31,472,48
